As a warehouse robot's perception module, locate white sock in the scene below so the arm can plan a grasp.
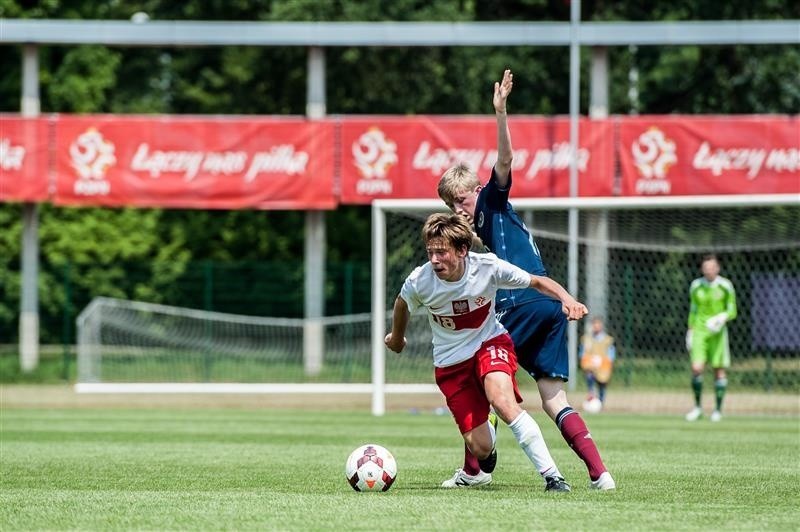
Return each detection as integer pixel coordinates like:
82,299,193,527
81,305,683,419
488,418,497,447
508,411,561,478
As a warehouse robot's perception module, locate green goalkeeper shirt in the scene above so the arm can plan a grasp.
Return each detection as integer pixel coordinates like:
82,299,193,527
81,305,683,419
687,276,738,330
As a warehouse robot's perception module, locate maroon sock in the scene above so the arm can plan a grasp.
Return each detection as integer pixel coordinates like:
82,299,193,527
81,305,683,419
463,443,480,475
556,407,607,480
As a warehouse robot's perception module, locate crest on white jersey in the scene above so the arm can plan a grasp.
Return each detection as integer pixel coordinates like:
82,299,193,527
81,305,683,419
452,300,469,315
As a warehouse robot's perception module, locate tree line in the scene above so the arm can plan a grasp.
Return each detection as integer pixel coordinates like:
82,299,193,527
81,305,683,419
1,0,798,343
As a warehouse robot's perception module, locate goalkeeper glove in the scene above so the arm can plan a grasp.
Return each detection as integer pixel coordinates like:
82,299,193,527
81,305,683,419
705,312,728,334
685,329,693,352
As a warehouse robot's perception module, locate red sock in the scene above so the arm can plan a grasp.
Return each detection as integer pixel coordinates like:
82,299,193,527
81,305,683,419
556,407,607,480
463,443,480,475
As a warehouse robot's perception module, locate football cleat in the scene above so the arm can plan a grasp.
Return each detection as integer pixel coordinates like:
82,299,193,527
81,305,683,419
589,471,616,491
685,407,703,422
710,410,722,422
441,468,492,488
544,476,572,492
478,447,497,474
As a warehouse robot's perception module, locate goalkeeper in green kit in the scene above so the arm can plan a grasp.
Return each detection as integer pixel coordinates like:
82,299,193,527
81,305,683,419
685,254,737,422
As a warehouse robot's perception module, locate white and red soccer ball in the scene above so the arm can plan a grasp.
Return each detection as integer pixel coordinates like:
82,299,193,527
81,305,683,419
345,444,397,492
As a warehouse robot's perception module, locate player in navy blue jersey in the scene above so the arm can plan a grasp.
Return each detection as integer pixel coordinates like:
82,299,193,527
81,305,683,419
437,69,615,491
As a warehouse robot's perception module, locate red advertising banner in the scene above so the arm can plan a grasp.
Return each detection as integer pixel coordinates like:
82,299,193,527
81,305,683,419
54,116,335,209
619,116,800,196
3,114,797,207
0,116,50,202
339,116,615,204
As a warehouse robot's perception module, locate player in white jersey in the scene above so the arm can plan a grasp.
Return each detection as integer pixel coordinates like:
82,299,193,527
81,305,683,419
385,213,588,491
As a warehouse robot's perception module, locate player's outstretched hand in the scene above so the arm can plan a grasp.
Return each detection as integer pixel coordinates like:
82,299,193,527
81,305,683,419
384,333,407,353
562,300,588,321
493,69,513,113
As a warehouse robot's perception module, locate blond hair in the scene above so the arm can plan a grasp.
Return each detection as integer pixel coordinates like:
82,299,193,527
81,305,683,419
422,213,474,252
437,162,480,209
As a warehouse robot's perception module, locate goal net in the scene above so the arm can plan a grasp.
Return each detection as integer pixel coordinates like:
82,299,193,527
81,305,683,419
75,297,434,396
76,298,372,392
372,195,799,416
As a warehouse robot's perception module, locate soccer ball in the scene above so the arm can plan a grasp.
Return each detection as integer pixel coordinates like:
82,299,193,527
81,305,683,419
582,396,603,414
345,444,397,492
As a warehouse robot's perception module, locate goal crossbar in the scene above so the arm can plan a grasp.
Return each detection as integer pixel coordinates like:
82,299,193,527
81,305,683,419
373,194,800,213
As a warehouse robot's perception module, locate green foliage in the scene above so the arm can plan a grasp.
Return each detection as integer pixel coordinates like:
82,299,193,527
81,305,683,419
2,1,798,114
48,46,121,112
0,346,74,383
35,205,176,315
616,44,800,114
0,204,23,332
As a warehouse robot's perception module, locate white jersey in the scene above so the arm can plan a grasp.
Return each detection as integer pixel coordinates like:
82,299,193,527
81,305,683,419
400,252,532,368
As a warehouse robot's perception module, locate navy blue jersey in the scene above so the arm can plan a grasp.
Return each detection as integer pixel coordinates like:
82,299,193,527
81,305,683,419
474,168,550,311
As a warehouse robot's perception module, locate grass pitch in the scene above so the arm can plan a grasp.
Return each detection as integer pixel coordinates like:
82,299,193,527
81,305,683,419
1,407,798,531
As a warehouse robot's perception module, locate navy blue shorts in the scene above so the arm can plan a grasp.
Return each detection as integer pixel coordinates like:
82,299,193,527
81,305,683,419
498,298,569,381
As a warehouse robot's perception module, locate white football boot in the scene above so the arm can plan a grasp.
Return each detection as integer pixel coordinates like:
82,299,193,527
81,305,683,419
589,471,617,491
685,407,703,422
441,469,492,488
710,410,722,422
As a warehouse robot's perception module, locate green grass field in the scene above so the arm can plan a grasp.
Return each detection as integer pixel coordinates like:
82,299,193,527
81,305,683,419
2,407,798,531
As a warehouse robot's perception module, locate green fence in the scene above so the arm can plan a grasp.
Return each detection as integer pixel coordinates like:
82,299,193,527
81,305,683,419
0,259,372,348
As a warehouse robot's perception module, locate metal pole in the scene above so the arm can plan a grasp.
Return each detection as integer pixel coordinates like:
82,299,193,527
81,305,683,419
303,211,325,377
586,46,610,322
303,46,327,376
567,0,581,391
19,44,40,372
306,47,326,118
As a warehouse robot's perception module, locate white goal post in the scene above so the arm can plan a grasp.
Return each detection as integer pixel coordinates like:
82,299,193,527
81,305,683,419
371,194,799,415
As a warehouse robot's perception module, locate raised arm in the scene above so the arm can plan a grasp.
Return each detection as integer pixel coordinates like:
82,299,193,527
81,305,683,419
493,69,514,187
529,274,588,321
384,295,410,353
